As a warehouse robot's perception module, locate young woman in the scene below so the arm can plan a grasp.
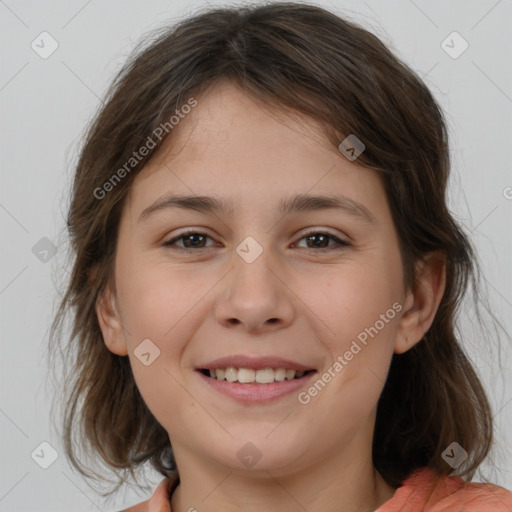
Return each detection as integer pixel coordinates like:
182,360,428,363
49,3,512,511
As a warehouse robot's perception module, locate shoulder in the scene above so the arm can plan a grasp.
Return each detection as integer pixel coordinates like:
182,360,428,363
119,473,179,512
377,467,512,511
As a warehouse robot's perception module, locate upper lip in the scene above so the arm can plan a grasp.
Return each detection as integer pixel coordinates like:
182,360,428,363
196,355,315,372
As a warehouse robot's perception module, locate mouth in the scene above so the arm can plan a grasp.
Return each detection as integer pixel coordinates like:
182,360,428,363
198,367,316,384
195,366,318,403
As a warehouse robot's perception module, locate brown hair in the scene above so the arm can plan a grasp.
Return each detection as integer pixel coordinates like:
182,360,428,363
49,1,495,495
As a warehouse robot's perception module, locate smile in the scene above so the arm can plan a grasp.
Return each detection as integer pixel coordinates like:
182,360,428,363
199,367,315,384
196,368,318,403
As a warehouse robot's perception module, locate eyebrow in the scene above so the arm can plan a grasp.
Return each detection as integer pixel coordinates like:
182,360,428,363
138,193,376,225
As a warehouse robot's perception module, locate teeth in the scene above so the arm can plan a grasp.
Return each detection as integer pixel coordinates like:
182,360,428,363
225,367,237,382
274,368,286,381
206,367,310,384
238,368,256,383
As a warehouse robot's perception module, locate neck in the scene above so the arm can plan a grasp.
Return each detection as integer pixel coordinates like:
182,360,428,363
169,435,396,512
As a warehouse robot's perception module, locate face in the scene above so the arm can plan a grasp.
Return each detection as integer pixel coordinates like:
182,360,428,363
98,81,421,476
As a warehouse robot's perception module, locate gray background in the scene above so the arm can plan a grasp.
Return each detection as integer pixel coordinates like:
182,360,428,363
1,0,511,510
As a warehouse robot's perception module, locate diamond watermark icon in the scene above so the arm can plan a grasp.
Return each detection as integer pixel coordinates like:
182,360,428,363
32,236,57,263
237,442,263,468
442,441,468,469
338,134,365,161
441,32,469,59
31,441,59,469
134,338,161,366
31,32,59,59
236,236,263,264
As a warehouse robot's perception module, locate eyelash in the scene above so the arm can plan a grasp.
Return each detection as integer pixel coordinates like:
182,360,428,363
162,229,351,253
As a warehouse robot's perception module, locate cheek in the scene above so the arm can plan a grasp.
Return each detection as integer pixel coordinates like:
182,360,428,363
310,255,402,382
116,250,204,340
298,263,401,425
114,254,206,428
320,261,400,332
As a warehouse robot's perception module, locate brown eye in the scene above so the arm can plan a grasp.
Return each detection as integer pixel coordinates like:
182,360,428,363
162,229,351,252
163,230,215,250
295,231,351,251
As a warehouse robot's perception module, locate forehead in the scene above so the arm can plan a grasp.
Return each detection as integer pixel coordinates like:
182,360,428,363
152,82,335,167
124,81,387,220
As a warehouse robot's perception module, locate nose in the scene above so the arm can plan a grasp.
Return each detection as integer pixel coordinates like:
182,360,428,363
213,241,295,334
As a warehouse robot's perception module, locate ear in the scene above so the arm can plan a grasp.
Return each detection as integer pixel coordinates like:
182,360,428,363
96,282,129,356
394,251,446,354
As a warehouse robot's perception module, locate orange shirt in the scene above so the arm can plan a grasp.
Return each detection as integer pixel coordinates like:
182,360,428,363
120,467,512,511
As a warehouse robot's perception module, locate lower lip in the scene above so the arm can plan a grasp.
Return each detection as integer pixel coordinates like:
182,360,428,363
196,370,318,403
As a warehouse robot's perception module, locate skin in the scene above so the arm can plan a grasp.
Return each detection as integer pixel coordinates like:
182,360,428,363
97,81,446,512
